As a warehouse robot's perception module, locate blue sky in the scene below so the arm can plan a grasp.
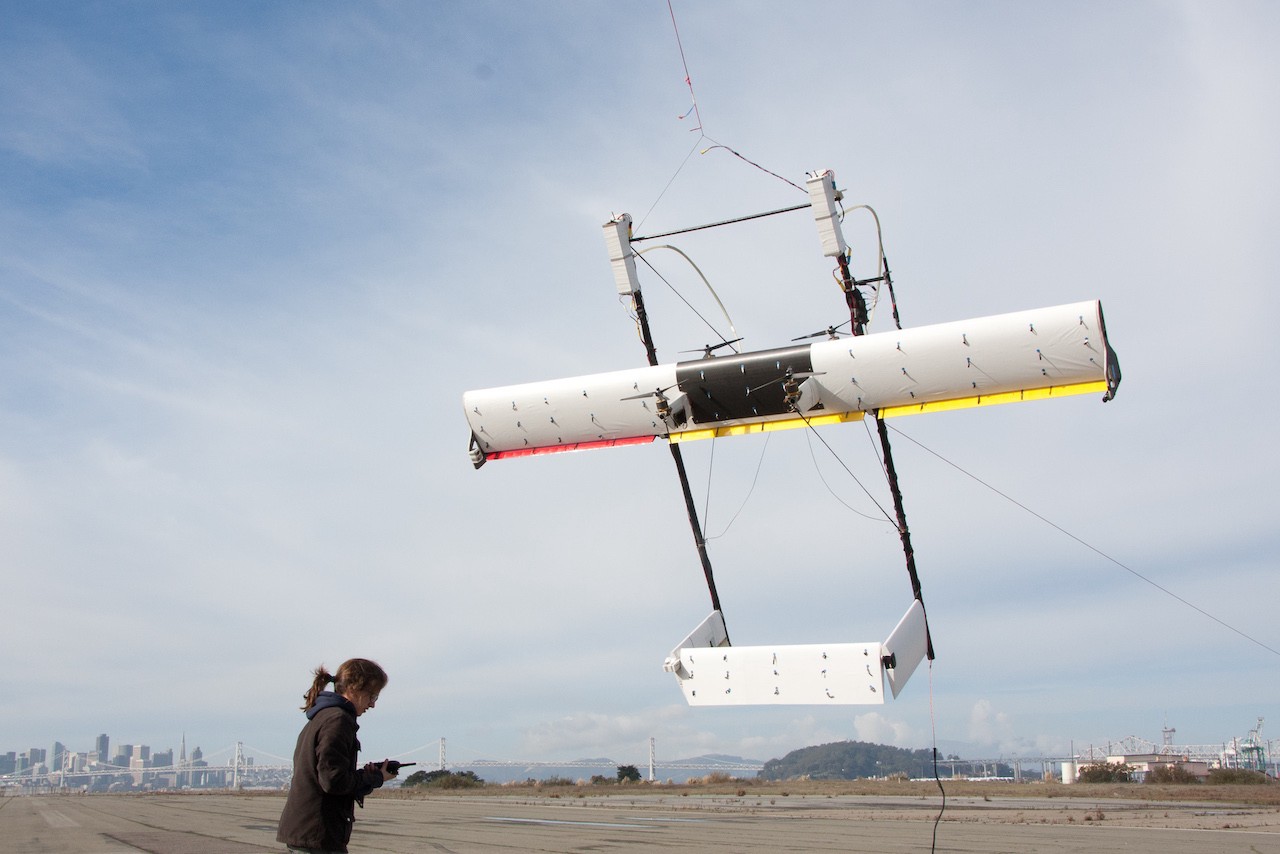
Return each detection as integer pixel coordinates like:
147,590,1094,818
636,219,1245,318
3,1,1278,770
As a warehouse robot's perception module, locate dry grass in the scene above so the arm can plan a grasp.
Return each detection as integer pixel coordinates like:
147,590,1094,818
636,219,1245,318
377,776,1280,807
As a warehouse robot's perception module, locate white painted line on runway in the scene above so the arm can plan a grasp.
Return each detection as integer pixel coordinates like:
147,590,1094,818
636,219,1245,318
484,816,655,830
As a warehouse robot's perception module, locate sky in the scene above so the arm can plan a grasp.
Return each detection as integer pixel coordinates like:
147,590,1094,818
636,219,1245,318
2,1,1278,772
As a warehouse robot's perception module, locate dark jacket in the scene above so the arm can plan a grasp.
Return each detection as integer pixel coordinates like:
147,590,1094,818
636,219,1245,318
277,692,384,852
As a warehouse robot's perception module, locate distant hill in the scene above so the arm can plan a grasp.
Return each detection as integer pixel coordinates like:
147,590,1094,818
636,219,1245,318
759,741,937,781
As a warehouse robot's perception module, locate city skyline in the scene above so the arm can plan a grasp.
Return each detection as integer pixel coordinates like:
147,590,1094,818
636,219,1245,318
4,730,219,775
6,714,1272,778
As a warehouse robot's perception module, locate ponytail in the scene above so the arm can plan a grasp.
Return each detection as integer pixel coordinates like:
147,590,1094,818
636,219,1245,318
301,665,334,711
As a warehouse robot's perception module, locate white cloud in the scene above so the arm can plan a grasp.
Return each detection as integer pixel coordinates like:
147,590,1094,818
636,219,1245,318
853,712,918,748
967,700,1013,750
519,709,683,759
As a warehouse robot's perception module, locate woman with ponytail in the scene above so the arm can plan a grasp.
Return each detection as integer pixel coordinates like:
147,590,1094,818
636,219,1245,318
277,658,397,853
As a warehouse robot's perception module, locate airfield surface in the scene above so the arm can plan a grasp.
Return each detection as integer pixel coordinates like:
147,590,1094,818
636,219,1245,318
3,788,1280,853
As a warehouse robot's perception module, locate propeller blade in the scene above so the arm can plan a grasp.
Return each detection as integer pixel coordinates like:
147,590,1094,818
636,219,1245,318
745,370,825,395
620,383,679,401
790,321,851,341
679,337,744,356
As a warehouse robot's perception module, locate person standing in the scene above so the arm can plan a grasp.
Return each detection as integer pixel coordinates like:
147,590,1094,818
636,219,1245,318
277,658,397,853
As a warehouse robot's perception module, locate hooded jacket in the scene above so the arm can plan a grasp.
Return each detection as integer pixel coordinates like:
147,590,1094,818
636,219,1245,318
277,692,385,852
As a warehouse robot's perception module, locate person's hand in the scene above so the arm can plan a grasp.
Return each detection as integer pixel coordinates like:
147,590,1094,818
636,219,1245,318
363,761,396,783
378,761,396,782
384,760,416,777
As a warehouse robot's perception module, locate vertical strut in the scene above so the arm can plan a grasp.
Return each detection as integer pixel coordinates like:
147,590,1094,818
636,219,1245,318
873,413,934,660
632,290,728,632
842,255,934,661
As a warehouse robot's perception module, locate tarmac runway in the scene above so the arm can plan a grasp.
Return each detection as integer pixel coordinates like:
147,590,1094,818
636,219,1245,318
3,790,1280,853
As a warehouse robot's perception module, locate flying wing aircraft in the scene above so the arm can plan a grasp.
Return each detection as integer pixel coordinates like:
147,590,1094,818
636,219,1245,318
464,298,1118,466
462,170,1120,706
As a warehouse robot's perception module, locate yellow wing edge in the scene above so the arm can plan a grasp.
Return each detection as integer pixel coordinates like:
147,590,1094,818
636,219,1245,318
666,380,1108,445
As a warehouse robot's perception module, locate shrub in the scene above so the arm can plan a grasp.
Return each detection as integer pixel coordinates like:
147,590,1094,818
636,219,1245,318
540,775,575,787
438,770,483,789
403,769,484,789
1075,762,1133,783
1145,765,1200,785
1206,768,1272,785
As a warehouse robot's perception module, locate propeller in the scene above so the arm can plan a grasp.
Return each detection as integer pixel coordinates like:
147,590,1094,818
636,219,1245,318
745,369,824,396
620,382,679,402
620,383,680,420
791,321,851,341
679,337,744,358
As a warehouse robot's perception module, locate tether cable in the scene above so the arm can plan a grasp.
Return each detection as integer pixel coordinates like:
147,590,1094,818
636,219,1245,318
633,251,737,353
889,423,1280,659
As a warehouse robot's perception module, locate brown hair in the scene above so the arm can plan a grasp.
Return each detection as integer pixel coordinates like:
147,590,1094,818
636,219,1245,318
300,658,388,710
